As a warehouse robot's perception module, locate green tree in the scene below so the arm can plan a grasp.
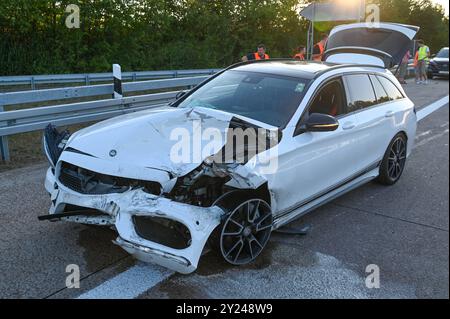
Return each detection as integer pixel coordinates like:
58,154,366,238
0,0,448,76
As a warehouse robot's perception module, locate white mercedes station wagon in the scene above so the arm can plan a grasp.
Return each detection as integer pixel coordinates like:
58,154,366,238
41,23,419,273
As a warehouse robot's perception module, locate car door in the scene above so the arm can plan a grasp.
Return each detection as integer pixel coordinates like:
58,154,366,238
339,73,389,173
347,74,409,169
271,77,361,214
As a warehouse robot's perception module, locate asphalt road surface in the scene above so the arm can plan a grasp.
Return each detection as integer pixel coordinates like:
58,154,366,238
0,79,448,299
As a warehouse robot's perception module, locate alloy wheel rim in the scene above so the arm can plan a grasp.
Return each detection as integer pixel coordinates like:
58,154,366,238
387,137,407,180
220,199,273,265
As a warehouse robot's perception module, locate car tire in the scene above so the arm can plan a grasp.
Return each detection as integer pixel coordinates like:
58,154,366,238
214,197,273,266
376,133,408,185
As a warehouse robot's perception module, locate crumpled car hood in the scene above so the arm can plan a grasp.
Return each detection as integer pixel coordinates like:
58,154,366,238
66,107,272,177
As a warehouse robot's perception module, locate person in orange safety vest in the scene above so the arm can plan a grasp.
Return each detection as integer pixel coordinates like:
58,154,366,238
294,46,306,60
242,44,270,62
312,34,328,61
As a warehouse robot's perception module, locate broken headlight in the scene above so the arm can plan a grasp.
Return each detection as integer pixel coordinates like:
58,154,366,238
43,124,70,167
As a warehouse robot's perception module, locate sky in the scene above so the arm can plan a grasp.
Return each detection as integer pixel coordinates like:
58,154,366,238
431,0,449,16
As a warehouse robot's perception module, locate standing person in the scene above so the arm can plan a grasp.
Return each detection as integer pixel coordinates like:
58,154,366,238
414,46,420,84
416,40,431,84
398,50,411,84
293,46,306,60
312,33,328,61
242,44,270,62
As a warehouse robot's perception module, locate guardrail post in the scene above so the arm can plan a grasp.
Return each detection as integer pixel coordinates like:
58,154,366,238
0,105,10,162
85,74,90,86
113,64,123,99
31,77,36,90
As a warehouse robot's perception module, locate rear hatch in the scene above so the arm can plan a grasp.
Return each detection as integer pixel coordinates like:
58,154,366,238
324,23,420,68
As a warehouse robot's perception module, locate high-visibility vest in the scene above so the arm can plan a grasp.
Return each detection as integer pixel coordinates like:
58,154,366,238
294,53,305,60
254,53,270,60
313,42,325,61
418,46,429,61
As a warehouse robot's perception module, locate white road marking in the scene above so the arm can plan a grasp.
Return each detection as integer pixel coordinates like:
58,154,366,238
414,129,449,149
414,95,449,148
77,94,450,300
417,95,449,121
415,130,432,138
77,263,173,299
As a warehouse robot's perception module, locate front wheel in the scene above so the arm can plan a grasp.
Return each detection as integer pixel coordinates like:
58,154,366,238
219,199,273,265
376,133,408,185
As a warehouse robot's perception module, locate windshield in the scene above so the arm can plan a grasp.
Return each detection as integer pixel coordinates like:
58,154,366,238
436,48,449,58
177,70,310,128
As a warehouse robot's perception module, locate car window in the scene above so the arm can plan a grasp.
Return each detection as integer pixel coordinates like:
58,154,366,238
436,48,449,58
177,70,311,128
308,78,346,117
344,74,377,113
376,76,404,101
369,75,390,104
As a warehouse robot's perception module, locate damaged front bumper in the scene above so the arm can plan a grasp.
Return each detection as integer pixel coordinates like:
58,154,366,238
44,167,225,274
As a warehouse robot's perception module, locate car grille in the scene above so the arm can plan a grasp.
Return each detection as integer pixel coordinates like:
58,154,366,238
59,169,86,194
58,162,162,195
436,61,449,71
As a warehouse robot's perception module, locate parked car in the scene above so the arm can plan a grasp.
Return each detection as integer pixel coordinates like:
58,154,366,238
428,47,449,79
41,23,419,274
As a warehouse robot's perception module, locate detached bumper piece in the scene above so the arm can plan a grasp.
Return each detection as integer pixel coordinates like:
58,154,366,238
114,237,193,274
43,168,225,274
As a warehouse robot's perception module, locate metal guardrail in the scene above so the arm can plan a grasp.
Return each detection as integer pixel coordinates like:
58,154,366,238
0,69,220,90
0,72,216,161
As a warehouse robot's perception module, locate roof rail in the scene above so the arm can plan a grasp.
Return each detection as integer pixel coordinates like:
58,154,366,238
225,58,297,70
313,63,387,79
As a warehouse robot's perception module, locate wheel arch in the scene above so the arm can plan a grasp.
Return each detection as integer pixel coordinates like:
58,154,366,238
384,130,408,153
397,130,408,141
212,183,272,213
397,130,410,151
207,183,272,250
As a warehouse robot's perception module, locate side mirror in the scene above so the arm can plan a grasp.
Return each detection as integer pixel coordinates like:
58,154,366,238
296,113,339,135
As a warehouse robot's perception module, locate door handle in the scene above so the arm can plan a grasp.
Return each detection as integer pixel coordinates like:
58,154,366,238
385,110,395,118
342,122,355,130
